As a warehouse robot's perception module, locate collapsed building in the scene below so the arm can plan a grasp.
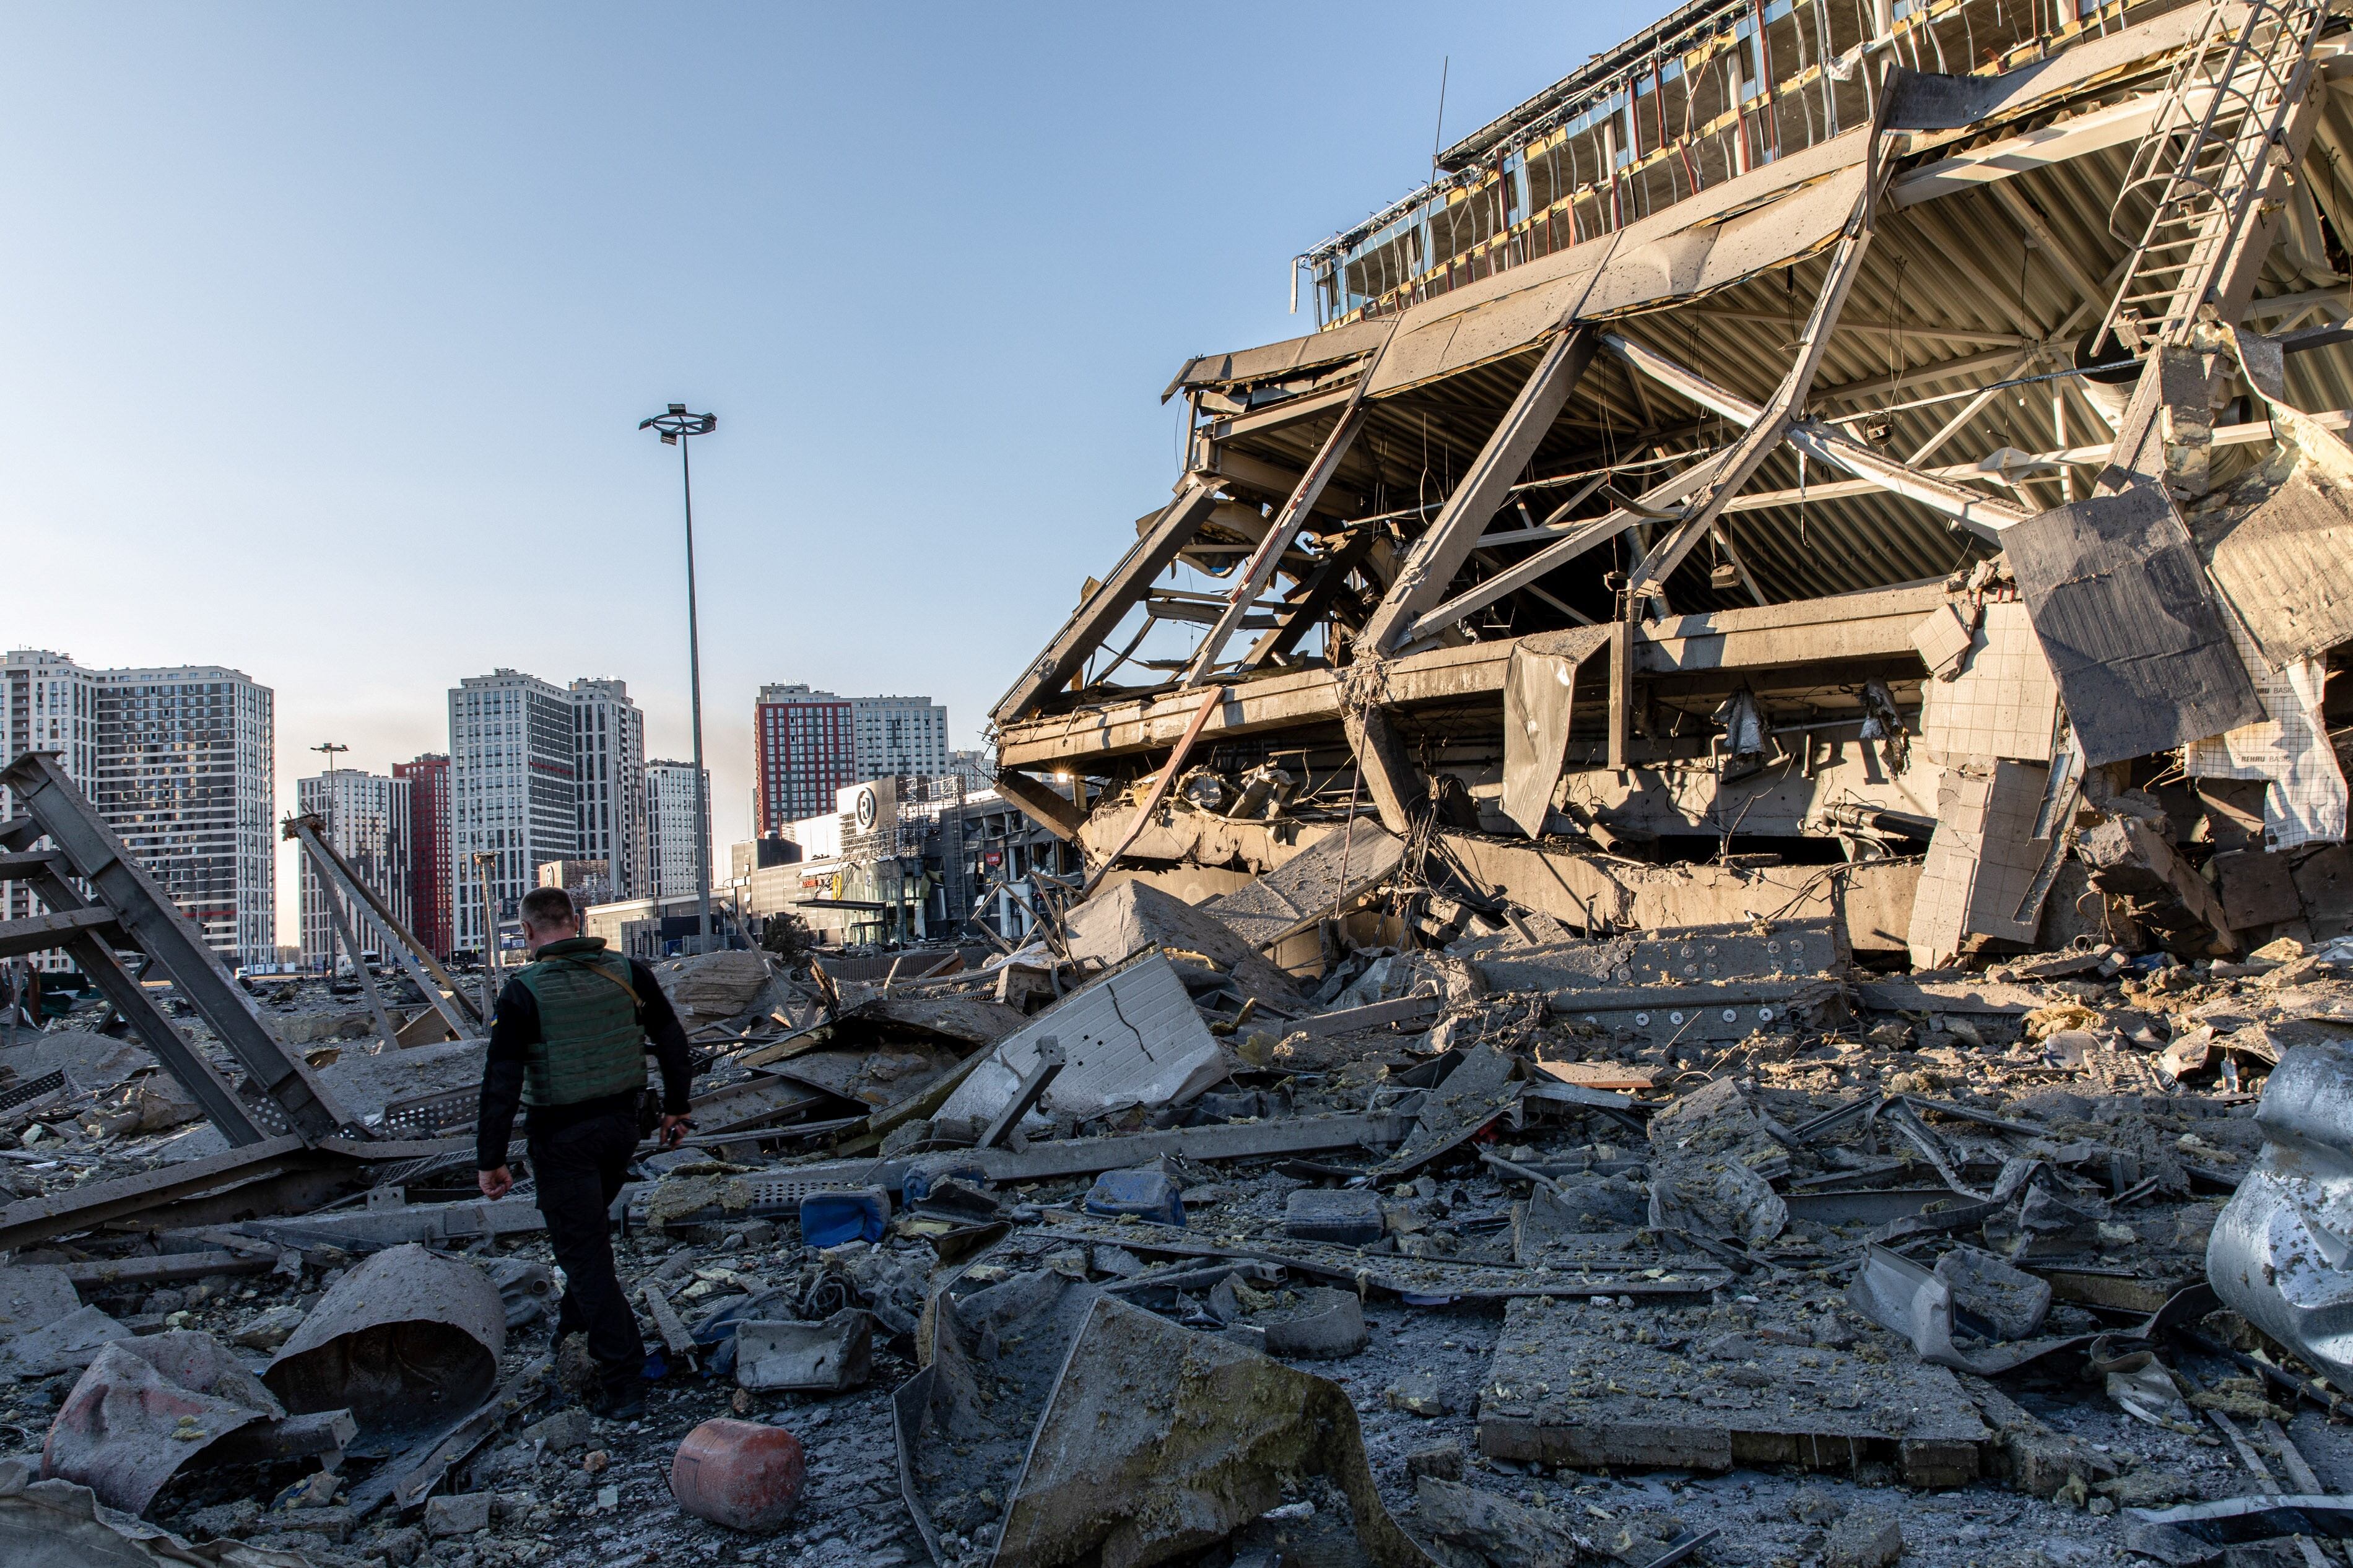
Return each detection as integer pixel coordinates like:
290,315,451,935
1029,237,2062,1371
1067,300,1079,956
988,0,2353,974
22,3,2353,1567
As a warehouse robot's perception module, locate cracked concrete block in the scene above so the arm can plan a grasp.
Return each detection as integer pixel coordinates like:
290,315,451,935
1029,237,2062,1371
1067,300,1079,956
1385,1370,1455,1416
1404,1441,1465,1482
424,1492,491,1538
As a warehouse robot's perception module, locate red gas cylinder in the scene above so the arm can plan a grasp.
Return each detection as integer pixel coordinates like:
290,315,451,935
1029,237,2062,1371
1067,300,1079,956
669,1418,807,1532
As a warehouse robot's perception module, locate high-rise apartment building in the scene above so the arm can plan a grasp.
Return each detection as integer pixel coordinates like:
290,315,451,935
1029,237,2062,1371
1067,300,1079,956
394,753,453,959
754,685,855,833
448,670,577,957
569,678,646,901
645,760,710,901
853,695,950,779
2,652,276,968
295,769,411,972
946,747,994,792
752,685,950,833
1,652,104,960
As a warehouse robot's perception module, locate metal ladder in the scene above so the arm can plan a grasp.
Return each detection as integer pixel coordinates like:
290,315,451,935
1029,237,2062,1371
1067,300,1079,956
2097,0,2326,354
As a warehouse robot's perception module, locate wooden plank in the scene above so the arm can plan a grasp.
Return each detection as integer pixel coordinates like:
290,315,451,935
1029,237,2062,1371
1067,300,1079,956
1342,703,1425,836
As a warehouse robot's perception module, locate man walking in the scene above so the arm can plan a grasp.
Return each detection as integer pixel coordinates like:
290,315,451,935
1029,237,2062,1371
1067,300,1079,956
476,886,694,1416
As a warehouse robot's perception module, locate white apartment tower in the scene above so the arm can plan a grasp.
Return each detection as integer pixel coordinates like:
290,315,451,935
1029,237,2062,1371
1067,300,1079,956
852,695,950,779
295,769,412,972
2,652,107,966
644,760,709,901
569,678,647,901
448,670,577,958
1,652,276,968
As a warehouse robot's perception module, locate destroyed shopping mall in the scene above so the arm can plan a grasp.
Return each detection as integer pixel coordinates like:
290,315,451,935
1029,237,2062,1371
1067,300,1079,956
27,0,2353,1565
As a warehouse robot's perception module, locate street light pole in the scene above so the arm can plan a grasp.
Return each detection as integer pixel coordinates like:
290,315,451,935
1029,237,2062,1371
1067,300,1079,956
640,404,718,950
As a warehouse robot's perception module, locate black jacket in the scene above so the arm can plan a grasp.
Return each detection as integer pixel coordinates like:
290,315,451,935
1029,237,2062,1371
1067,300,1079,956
475,956,695,1171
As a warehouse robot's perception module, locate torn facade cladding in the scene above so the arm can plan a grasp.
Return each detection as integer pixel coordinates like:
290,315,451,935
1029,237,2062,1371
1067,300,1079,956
993,0,2353,968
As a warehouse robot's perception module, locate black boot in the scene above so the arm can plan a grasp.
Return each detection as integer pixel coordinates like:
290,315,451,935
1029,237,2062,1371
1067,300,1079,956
594,1363,647,1420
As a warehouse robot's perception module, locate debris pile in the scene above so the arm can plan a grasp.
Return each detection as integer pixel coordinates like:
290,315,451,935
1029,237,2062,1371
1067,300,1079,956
22,0,2353,1561
8,810,2353,1568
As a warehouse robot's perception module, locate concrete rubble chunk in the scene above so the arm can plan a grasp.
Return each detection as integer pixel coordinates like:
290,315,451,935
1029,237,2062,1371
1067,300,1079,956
1062,879,1300,1001
1824,1508,1903,1568
422,1491,491,1538
933,953,1227,1130
1931,1245,2052,1340
1412,1475,1592,1568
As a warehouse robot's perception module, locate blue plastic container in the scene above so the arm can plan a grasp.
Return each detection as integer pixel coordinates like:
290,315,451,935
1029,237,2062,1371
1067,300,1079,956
902,1156,988,1205
1082,1168,1185,1227
799,1187,891,1247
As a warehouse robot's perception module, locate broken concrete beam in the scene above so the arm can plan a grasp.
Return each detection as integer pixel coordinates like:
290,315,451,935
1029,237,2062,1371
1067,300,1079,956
234,1195,544,1254
1286,994,1442,1041
1545,979,1844,1046
58,1250,279,1293
1907,759,2056,968
642,1281,696,1361
1198,818,1407,950
2076,813,2238,956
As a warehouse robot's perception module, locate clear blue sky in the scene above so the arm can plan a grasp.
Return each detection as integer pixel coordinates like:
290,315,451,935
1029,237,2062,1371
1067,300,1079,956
0,4,1619,939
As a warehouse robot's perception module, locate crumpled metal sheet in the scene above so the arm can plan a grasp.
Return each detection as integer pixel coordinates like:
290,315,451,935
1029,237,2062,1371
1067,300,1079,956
264,1242,503,1446
42,1333,286,1518
0,1455,316,1568
1502,628,1610,839
896,1270,1102,1568
2208,1039,2353,1385
1846,1245,2094,1376
1376,1042,1524,1179
2126,1493,2353,1552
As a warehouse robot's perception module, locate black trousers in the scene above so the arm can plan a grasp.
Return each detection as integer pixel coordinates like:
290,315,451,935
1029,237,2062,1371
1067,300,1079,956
527,1110,645,1379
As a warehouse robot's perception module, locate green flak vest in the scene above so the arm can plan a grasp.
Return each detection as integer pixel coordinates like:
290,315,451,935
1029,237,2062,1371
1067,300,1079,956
511,937,650,1109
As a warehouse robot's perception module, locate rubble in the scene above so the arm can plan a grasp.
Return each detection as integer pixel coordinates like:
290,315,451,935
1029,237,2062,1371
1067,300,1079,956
23,2,2353,1567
